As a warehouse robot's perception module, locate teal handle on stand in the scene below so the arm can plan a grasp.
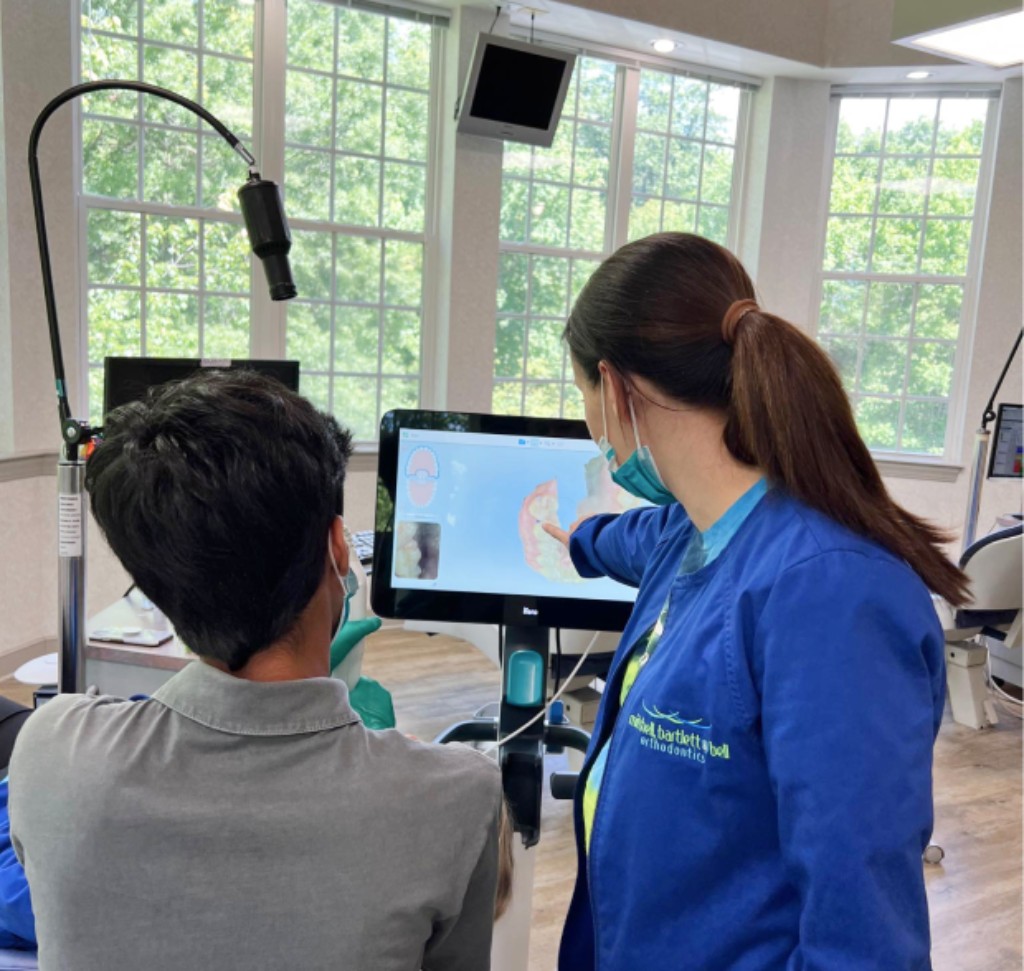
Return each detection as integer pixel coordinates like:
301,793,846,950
506,650,544,707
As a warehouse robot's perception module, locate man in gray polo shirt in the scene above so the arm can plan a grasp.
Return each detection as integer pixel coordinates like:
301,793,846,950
9,371,503,970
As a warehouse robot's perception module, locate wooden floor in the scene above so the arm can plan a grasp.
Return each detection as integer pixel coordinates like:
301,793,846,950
2,628,1020,970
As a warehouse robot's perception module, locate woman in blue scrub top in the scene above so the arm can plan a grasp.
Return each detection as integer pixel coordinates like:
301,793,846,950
545,233,968,971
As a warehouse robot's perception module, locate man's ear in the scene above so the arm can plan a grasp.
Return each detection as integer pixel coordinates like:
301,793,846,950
329,516,349,576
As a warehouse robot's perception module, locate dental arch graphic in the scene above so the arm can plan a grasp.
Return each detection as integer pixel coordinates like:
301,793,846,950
406,446,440,507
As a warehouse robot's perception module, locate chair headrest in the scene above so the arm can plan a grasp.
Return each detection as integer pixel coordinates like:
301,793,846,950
959,523,1023,569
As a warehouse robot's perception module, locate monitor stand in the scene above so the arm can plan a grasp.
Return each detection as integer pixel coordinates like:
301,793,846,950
434,624,592,971
434,624,591,845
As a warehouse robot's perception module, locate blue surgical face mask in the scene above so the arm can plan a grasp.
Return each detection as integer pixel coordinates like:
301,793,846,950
598,375,675,506
328,523,359,640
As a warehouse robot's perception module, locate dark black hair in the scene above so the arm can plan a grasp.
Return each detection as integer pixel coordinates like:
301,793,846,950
86,369,354,669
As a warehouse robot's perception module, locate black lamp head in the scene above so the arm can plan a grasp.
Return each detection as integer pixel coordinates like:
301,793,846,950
238,177,297,301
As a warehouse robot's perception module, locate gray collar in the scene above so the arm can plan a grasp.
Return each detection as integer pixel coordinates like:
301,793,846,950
153,659,361,737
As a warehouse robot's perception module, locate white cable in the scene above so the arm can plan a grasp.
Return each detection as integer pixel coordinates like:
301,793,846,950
481,630,603,754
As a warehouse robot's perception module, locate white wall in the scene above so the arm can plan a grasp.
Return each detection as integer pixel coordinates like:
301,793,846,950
1,0,78,456
435,6,505,414
0,0,12,458
0,478,56,656
738,77,833,327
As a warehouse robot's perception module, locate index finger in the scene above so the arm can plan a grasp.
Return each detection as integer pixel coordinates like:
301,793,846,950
541,522,570,547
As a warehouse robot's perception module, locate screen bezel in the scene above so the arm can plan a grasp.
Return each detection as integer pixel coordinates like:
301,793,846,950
987,403,1023,479
371,409,636,632
455,34,576,148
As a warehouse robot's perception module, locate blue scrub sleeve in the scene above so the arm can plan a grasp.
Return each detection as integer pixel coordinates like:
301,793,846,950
0,778,35,948
569,505,674,588
756,551,943,971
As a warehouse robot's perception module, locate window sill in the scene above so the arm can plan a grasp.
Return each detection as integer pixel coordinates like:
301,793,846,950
0,448,382,482
0,449,960,486
0,451,59,483
349,447,379,475
873,456,963,483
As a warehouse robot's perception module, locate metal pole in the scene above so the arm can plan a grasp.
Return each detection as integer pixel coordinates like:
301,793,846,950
963,428,991,554
57,458,87,693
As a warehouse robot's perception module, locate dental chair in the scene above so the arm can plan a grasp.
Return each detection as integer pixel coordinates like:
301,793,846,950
937,523,1023,730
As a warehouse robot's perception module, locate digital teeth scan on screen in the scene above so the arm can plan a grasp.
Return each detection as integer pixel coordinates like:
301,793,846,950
392,428,645,602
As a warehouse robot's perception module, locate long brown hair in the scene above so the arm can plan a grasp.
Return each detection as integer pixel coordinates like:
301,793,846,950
565,232,969,605
494,800,514,920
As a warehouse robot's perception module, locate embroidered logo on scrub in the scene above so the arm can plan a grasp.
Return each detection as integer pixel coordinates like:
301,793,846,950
627,701,730,764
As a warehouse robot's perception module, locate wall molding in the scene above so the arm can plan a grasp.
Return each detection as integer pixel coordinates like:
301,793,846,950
0,451,58,483
0,637,55,682
876,458,963,483
349,448,379,475
0,447,959,487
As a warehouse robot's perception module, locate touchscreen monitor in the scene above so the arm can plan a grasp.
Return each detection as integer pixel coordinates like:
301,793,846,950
372,410,646,631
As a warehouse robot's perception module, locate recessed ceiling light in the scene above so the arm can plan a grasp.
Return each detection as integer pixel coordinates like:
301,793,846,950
905,70,932,79
897,10,1024,68
651,38,677,54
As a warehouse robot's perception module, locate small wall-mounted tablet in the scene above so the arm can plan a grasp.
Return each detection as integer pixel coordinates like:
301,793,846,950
988,403,1023,478
456,34,576,148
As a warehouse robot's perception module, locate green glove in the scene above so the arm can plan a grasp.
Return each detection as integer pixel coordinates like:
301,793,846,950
330,616,383,672
349,676,396,730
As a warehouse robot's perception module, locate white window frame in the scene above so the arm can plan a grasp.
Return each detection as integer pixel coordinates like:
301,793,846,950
73,0,448,446
812,86,1001,472
494,36,756,416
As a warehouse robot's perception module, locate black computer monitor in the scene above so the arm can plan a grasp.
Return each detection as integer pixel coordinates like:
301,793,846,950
371,409,646,632
102,357,300,417
456,35,576,147
988,403,1023,479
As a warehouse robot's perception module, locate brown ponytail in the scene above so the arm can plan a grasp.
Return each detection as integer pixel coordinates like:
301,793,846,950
725,308,968,604
565,231,969,605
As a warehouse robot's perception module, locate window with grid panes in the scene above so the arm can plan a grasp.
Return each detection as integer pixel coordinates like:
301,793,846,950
494,59,748,418
284,0,435,441
628,72,742,244
494,56,616,419
819,94,992,456
80,0,255,423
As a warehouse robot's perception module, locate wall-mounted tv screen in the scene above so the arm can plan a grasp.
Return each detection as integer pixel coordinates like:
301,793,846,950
456,34,576,147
